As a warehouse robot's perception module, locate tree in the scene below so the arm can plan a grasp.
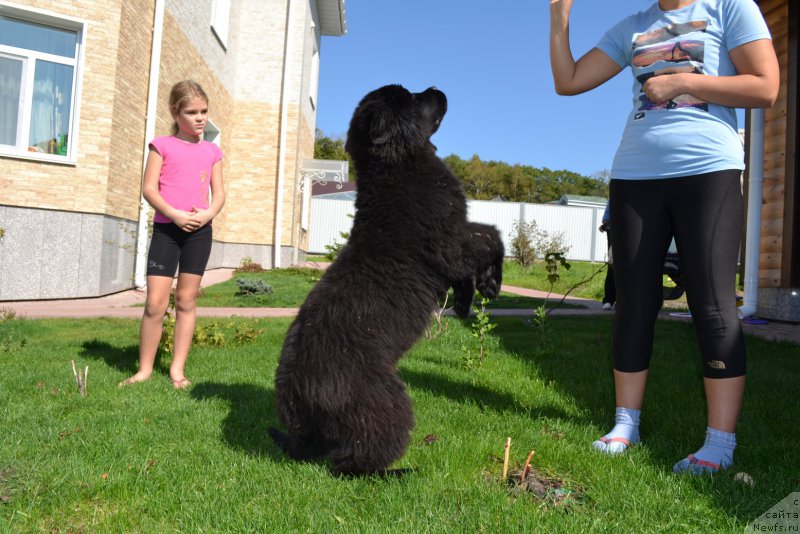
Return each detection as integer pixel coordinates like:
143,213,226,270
314,129,355,181
441,154,608,203
313,131,610,201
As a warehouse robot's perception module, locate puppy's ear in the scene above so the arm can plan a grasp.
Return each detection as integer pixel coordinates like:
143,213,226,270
366,102,400,146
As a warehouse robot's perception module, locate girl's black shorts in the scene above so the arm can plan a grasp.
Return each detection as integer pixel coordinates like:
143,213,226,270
146,223,212,277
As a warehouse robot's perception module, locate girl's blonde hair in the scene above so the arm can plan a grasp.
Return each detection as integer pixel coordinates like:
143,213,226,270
169,80,209,135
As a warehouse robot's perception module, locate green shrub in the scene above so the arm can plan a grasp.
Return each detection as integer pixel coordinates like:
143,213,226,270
235,278,274,297
509,221,571,270
236,257,265,273
324,213,354,262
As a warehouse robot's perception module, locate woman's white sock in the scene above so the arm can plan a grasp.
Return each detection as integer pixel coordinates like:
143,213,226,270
592,407,641,454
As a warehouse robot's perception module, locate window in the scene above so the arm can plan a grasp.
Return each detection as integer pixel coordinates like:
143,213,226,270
309,46,319,110
0,6,83,162
203,119,220,147
308,21,319,110
210,0,230,49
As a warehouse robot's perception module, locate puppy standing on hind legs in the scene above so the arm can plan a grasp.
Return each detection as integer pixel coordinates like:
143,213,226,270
268,84,504,476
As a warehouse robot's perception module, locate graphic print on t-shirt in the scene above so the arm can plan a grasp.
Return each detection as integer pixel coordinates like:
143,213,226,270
631,20,708,114
199,169,210,207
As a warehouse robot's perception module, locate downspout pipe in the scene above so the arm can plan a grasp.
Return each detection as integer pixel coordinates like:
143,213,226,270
134,0,165,288
738,107,765,319
274,0,295,269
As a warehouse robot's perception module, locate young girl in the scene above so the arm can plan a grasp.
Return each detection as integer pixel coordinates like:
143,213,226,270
120,80,225,389
549,0,778,474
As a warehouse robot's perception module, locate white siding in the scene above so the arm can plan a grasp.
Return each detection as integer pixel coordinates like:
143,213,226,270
308,198,609,263
307,197,356,254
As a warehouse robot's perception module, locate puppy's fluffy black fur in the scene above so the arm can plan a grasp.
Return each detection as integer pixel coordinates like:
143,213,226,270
269,85,505,476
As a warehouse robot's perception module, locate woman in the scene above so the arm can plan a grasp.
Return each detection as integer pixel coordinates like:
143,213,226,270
548,0,778,474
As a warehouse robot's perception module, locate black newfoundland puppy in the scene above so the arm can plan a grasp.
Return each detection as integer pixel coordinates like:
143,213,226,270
269,85,505,476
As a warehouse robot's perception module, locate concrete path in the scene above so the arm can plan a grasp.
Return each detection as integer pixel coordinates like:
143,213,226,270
3,266,797,345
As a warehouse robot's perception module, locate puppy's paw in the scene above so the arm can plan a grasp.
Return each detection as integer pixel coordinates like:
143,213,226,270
453,296,473,318
476,265,500,299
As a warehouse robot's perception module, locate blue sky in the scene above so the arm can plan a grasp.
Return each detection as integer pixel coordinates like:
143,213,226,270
314,2,649,177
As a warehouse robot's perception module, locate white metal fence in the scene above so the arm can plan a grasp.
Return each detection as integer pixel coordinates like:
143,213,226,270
308,198,609,263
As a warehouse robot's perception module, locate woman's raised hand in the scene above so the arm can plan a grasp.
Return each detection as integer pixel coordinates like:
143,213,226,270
550,0,574,28
550,0,573,9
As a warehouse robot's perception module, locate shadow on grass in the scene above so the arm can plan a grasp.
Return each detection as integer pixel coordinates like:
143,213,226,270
490,316,625,456
486,293,584,310
400,368,573,421
80,339,142,374
497,316,723,458
492,315,800,523
190,382,284,460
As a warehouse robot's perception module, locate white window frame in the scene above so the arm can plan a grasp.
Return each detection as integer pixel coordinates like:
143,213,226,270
0,2,86,165
210,0,230,50
0,51,26,150
204,119,221,147
309,44,319,110
307,20,319,110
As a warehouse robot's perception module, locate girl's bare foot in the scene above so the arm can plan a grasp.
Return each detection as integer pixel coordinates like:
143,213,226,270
171,377,192,390
118,371,151,387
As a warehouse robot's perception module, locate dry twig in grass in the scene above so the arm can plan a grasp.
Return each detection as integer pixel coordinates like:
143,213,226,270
426,292,450,339
520,450,535,484
502,437,511,481
71,360,88,397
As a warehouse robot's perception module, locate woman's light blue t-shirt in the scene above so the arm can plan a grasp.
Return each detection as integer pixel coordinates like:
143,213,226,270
596,0,771,179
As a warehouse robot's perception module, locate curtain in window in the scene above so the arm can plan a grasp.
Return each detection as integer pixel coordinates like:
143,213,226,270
29,60,72,154
0,56,22,146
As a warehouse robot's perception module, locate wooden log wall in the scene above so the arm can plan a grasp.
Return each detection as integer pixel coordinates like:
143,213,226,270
757,0,791,288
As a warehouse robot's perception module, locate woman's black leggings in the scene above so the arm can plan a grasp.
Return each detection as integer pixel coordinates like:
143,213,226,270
609,170,745,379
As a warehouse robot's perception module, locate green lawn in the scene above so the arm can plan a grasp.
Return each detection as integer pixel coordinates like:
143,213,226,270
1,315,797,532
503,259,699,310
250,258,704,310
197,268,324,307
197,267,570,310
502,260,608,301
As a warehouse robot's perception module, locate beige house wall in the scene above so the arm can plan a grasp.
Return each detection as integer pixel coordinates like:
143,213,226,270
157,11,235,241
107,0,156,221
293,113,315,251
224,101,280,245
0,0,339,298
0,0,130,218
159,0,319,253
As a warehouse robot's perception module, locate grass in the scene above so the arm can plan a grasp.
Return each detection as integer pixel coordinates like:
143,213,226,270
501,260,607,301
503,259,698,310
196,263,589,311
1,314,798,532
197,268,324,308
486,293,581,310
303,255,330,263
196,267,575,310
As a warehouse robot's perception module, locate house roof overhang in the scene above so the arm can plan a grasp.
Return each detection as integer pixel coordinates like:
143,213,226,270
317,0,347,36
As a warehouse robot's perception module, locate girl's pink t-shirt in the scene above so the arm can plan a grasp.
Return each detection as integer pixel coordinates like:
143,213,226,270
149,136,223,224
